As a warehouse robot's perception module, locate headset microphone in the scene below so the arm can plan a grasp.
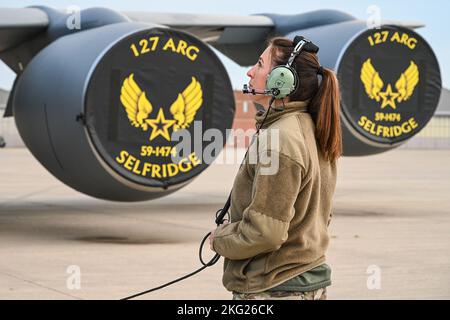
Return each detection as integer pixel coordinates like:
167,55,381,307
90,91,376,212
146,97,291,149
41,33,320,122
242,84,271,95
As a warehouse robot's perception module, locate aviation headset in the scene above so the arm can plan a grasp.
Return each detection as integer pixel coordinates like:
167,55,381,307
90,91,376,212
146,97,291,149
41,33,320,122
243,35,321,100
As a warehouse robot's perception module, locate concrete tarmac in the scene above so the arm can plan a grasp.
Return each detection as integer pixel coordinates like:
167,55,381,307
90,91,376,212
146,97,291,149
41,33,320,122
0,148,449,300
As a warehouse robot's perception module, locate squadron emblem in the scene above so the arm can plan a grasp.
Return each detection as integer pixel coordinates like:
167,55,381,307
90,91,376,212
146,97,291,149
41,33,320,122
119,73,203,141
360,58,419,110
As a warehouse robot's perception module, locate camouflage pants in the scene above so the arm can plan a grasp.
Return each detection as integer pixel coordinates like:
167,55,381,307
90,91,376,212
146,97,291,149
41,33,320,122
232,287,327,300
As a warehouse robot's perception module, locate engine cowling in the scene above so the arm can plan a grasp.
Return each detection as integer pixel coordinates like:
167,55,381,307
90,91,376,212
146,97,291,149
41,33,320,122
288,23,442,155
13,22,235,201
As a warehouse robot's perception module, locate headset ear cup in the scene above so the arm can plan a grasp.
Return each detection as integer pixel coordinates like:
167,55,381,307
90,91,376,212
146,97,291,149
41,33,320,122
266,66,297,99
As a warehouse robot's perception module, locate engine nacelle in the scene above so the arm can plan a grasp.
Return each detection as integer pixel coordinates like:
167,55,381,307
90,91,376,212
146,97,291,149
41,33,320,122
13,22,235,201
287,23,441,155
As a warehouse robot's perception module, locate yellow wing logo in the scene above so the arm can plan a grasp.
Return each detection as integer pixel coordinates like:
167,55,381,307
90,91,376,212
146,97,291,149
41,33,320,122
169,77,203,132
360,58,384,102
360,58,419,109
395,61,419,103
119,74,202,141
120,73,153,131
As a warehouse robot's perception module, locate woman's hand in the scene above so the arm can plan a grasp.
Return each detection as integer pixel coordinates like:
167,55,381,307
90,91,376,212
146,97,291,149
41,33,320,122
209,221,229,252
209,229,216,251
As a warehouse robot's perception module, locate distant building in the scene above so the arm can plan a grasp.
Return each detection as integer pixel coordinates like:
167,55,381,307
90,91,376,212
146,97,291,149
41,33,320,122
400,88,450,149
0,88,24,147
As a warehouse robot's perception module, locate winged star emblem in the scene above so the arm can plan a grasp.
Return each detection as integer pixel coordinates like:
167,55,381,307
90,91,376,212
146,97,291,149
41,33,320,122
119,73,203,141
360,58,419,110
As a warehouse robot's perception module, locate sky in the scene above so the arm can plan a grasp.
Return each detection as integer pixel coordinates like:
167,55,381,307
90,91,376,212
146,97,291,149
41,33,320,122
0,0,449,90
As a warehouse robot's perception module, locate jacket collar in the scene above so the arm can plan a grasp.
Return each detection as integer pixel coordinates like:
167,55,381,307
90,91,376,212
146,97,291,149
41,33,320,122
254,100,310,129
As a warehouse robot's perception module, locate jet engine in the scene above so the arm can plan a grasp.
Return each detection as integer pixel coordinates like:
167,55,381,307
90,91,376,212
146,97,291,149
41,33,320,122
12,20,235,201
284,21,441,155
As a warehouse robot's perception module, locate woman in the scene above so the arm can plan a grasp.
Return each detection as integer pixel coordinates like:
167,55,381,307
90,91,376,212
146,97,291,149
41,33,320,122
209,36,342,300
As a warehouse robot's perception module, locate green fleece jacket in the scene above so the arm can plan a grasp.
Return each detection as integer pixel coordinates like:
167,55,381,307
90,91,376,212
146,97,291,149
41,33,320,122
212,100,337,294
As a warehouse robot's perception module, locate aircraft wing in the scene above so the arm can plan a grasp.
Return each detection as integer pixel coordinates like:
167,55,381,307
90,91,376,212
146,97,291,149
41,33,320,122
0,7,424,69
0,8,48,52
